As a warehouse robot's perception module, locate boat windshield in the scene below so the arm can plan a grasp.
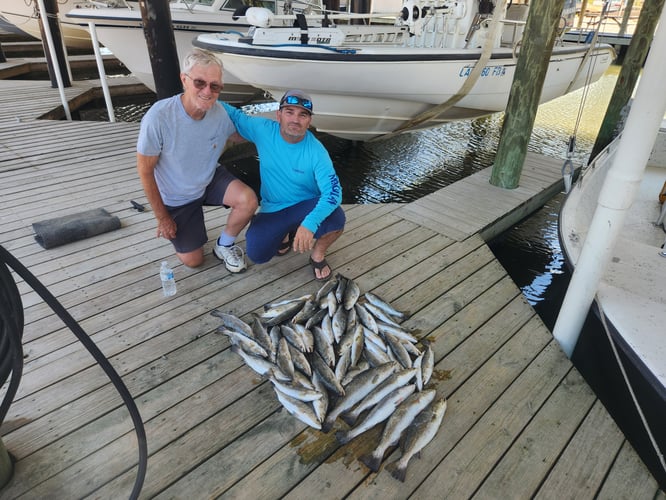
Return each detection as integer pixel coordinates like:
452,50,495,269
172,0,278,12
219,0,278,11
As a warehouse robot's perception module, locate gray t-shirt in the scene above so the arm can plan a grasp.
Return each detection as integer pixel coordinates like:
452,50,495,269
137,94,236,207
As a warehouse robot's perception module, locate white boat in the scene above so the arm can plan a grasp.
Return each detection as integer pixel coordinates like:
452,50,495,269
65,0,322,102
557,129,666,488
0,0,99,49
193,0,615,140
0,13,32,37
555,3,666,484
559,128,666,385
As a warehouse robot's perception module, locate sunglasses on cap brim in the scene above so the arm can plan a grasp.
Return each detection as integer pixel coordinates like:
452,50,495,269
280,95,313,111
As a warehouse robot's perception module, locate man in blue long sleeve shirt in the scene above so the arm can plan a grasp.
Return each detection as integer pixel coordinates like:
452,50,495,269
224,90,345,281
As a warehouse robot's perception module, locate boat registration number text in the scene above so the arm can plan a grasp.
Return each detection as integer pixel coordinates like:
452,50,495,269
459,65,507,77
288,35,333,44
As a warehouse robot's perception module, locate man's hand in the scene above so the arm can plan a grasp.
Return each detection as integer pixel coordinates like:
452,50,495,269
156,214,177,240
293,226,315,253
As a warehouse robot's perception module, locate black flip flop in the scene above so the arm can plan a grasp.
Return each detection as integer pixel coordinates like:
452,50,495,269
309,256,332,281
276,231,296,256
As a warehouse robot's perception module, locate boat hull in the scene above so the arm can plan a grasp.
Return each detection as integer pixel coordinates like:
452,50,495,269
559,130,666,488
195,35,615,140
559,134,666,390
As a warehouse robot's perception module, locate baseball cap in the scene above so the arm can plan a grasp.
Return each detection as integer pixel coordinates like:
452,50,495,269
279,89,314,114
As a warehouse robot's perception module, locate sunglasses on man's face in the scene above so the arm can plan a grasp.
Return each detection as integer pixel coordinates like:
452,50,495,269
185,74,223,93
280,95,313,111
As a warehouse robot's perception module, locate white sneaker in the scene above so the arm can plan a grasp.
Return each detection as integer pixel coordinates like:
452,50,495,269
213,243,247,273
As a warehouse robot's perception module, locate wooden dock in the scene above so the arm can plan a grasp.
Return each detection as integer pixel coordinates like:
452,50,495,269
0,78,663,498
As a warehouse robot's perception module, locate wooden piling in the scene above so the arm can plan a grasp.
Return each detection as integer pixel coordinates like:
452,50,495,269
38,0,71,89
489,0,566,189
138,0,182,100
589,0,665,161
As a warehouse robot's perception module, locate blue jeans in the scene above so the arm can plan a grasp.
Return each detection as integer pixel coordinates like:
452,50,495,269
246,198,345,264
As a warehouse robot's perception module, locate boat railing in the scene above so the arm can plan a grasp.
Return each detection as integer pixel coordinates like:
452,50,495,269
174,0,234,13
78,0,136,9
170,0,283,14
401,0,535,51
233,0,552,51
284,0,328,15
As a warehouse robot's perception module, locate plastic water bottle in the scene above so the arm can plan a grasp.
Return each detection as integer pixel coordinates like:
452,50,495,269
160,261,176,297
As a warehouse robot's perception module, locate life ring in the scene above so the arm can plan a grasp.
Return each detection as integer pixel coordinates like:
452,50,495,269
660,180,666,204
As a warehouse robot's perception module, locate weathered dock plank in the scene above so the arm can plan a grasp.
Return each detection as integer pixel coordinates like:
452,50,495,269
474,367,597,498
394,150,566,242
597,441,666,499
536,400,627,497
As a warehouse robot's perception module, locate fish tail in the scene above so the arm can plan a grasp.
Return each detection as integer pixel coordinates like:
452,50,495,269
321,418,335,433
385,460,407,482
339,412,357,427
335,430,352,445
359,453,382,472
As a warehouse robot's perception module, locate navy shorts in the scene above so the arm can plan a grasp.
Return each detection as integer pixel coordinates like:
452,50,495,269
166,166,237,253
246,198,346,264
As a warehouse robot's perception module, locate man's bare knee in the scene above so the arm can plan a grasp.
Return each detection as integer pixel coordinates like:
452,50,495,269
239,188,258,213
177,250,204,268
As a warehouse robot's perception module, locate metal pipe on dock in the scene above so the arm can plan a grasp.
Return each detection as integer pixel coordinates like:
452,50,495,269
88,22,115,123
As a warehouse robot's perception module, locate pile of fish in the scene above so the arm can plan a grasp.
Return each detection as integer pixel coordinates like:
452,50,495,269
211,274,447,481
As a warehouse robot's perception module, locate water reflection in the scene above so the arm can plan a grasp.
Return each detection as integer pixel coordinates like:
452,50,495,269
326,63,618,204
488,192,568,328
320,115,501,203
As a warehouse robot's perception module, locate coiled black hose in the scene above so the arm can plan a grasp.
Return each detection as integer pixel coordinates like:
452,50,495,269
0,245,147,499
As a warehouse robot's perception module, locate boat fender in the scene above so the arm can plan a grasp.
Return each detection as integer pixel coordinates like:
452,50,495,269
245,7,275,28
659,180,666,204
562,159,574,194
562,134,576,194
